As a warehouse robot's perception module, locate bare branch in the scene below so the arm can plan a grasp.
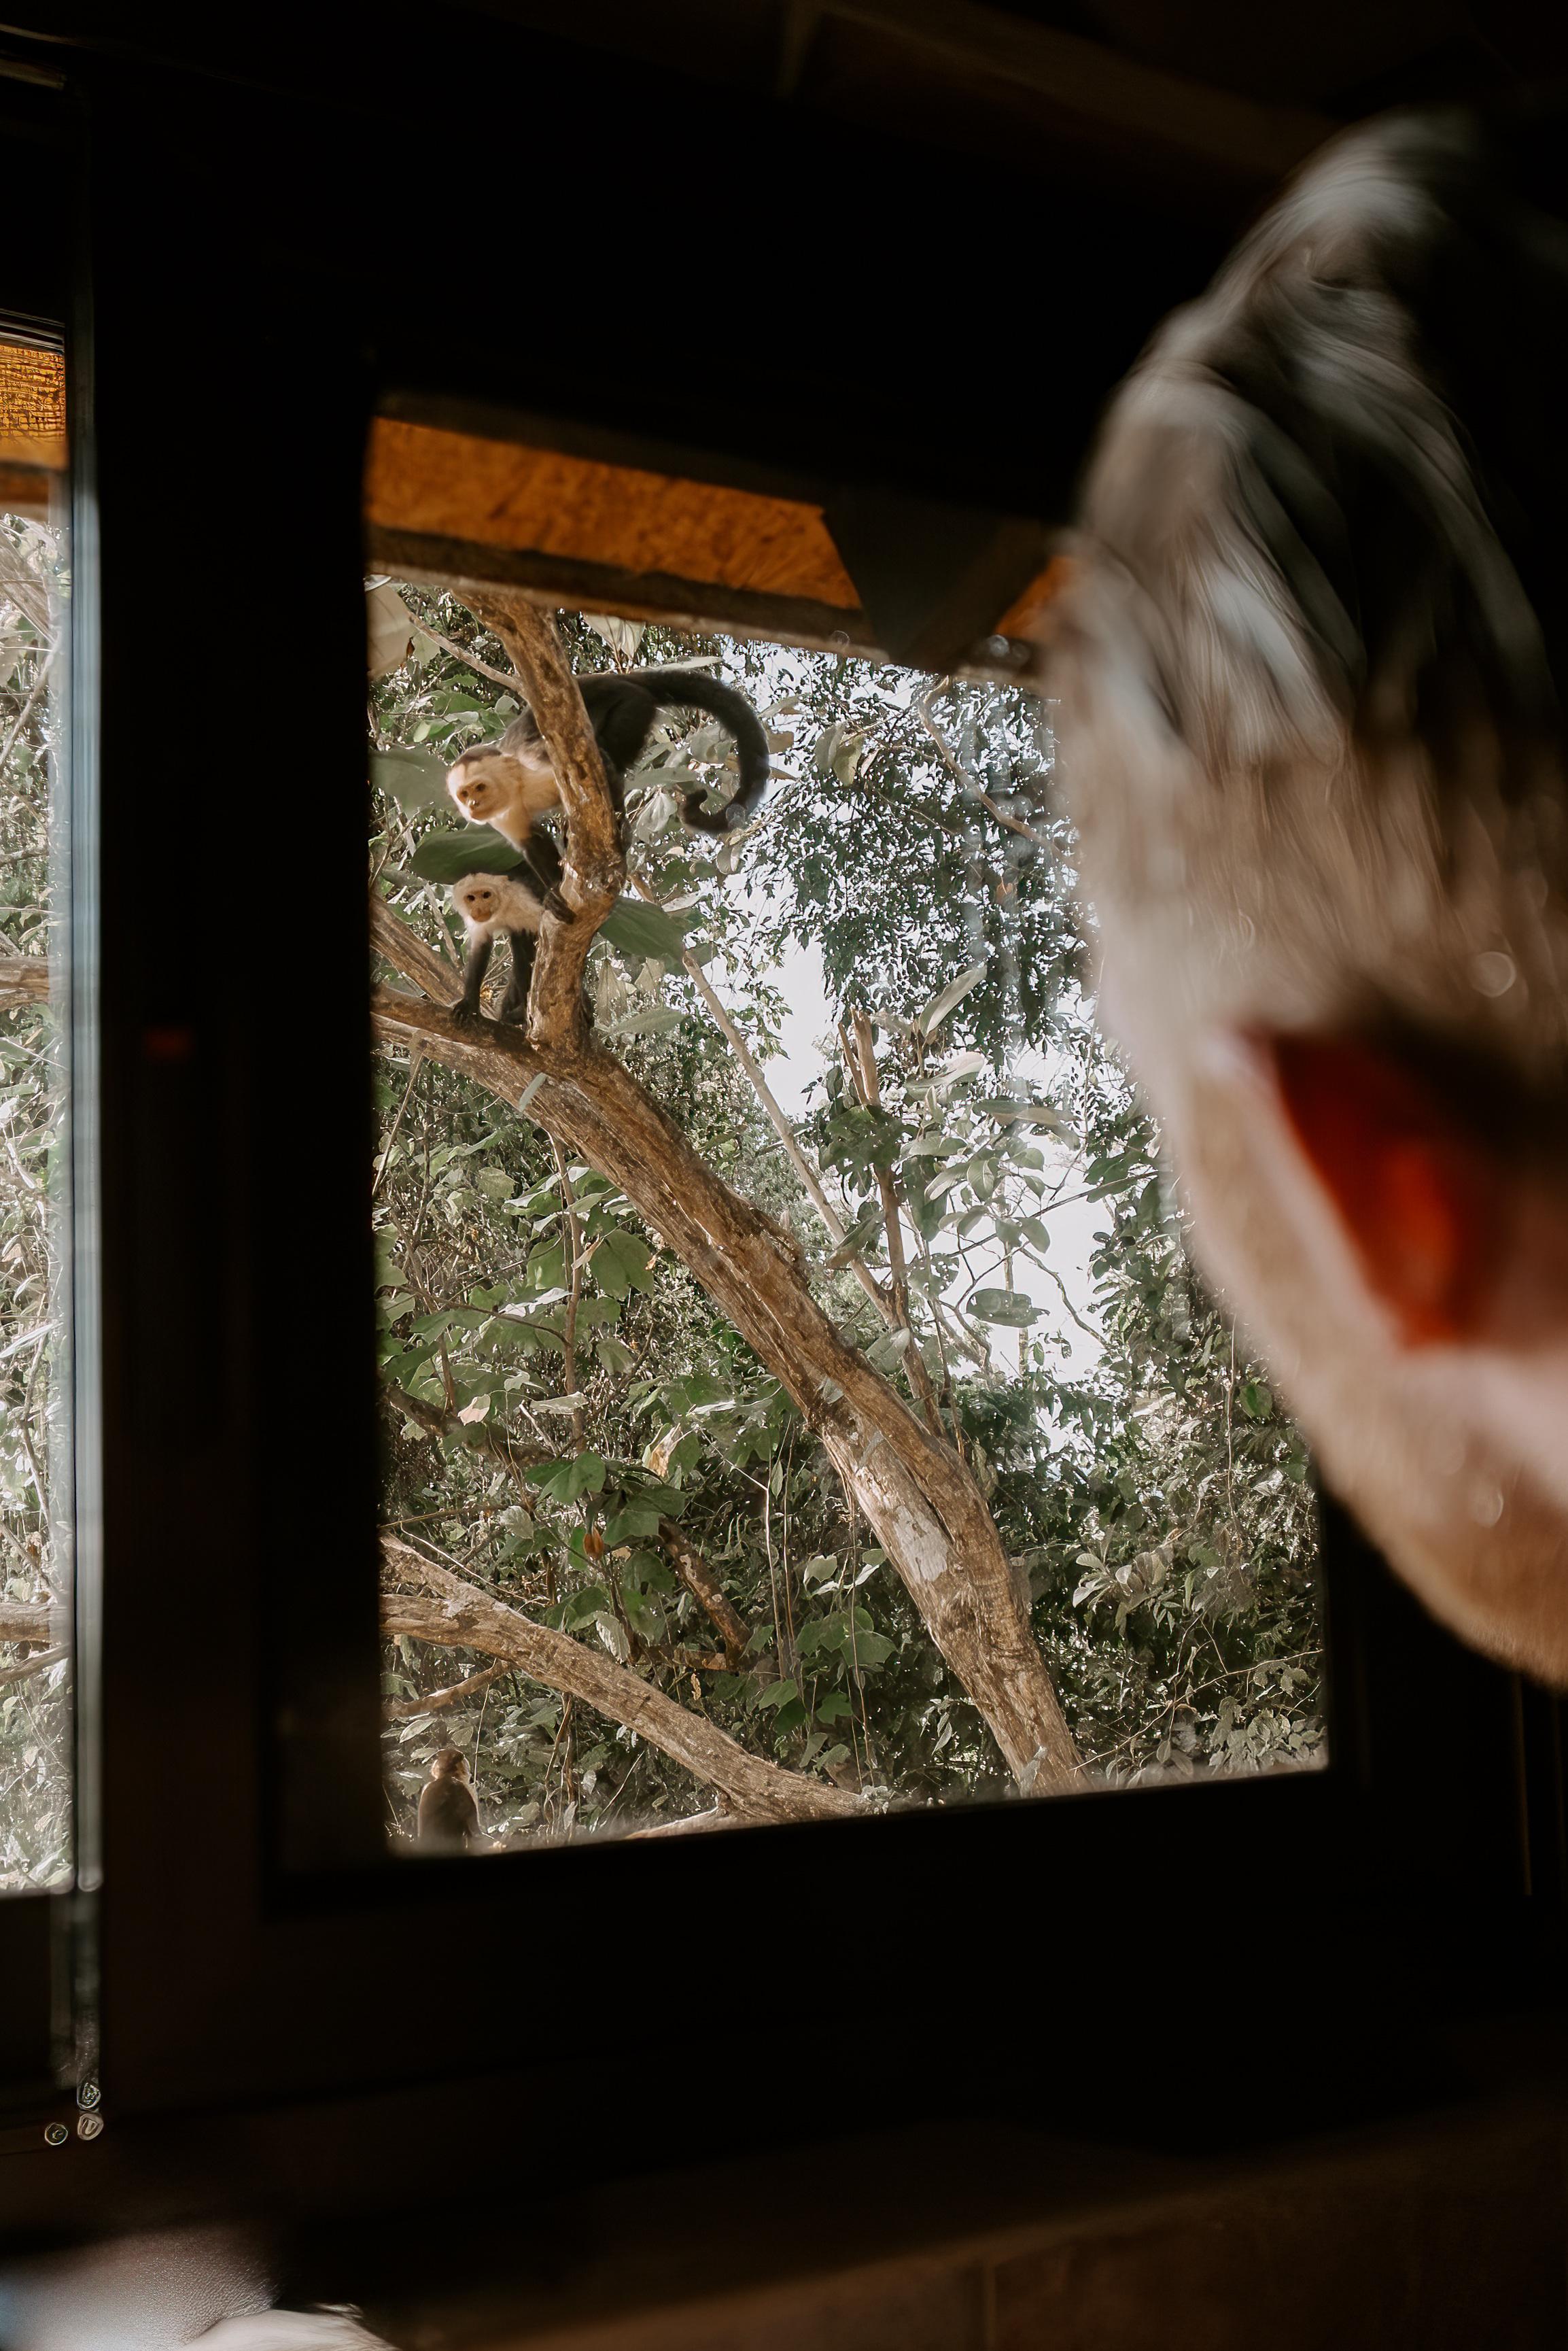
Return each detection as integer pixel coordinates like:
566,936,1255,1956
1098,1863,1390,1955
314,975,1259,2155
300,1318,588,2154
627,1808,729,1838
658,1517,752,1667
0,1599,56,1645
382,1379,553,1491
0,954,48,1008
404,617,523,695
381,1536,858,1825
631,874,897,1326
385,1658,509,1719
918,683,1051,848
847,1008,946,1439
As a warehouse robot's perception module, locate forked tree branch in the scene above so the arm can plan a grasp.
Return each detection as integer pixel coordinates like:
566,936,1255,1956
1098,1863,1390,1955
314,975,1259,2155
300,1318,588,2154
370,953,1079,1787
459,591,625,1044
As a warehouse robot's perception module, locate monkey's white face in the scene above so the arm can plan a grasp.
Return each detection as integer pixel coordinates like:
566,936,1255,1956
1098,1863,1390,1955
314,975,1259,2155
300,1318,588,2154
455,881,500,927
447,747,558,828
450,871,546,938
447,755,517,823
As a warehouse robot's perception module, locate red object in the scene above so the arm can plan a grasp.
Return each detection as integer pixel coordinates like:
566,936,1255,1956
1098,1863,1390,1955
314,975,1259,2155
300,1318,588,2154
1270,1033,1498,1345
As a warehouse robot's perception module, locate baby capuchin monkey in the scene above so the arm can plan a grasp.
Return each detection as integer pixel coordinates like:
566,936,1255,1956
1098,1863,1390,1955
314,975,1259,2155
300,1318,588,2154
446,666,771,904
417,1747,481,1851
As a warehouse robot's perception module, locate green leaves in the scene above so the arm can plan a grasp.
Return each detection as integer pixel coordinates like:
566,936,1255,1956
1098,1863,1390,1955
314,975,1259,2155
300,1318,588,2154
967,1288,1039,1327
600,897,693,963
591,1228,657,1299
917,959,987,1037
407,824,523,882
371,745,451,809
527,1452,608,1502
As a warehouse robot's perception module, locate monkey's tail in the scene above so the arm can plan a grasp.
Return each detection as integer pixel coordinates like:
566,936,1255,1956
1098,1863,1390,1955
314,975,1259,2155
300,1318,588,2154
635,668,771,836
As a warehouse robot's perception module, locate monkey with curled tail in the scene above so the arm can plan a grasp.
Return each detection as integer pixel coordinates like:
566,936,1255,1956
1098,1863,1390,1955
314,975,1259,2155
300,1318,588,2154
446,665,771,908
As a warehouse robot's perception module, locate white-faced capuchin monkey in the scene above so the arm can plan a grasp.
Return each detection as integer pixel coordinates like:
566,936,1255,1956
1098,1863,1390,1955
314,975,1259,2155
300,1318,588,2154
446,666,771,906
417,1747,481,1850
449,864,549,1027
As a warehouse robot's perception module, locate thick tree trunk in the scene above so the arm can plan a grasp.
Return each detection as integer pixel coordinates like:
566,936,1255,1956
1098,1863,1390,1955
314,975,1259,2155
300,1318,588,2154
381,1538,858,1825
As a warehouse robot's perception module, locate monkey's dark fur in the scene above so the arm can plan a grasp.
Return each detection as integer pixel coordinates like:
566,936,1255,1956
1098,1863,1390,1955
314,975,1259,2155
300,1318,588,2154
449,834,562,1028
519,666,773,834
417,1747,481,1850
447,666,771,912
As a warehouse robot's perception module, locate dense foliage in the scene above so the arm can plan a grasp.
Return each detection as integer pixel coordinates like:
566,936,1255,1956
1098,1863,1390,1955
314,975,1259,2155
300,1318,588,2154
368,591,1323,1845
0,513,69,1892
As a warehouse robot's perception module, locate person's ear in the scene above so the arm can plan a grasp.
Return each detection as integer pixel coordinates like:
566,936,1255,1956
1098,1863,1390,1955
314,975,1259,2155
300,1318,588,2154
1261,1031,1505,1346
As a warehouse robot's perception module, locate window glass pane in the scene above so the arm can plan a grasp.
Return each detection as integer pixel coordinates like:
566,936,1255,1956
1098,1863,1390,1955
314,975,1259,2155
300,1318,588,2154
368,580,1323,1852
0,336,70,1893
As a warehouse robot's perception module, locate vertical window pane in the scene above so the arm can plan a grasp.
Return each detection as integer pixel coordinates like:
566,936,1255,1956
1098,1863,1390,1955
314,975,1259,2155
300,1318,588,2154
0,335,69,1893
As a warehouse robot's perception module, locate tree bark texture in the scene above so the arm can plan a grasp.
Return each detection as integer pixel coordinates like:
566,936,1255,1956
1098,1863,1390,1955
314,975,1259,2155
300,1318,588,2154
381,1538,858,1825
372,608,1081,1793
461,591,624,1045
0,1599,56,1645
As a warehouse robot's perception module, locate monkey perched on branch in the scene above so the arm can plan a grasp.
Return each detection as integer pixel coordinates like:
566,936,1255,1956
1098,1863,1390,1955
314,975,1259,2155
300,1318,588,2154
1054,105,1568,1681
417,1747,482,1851
446,665,771,906
447,830,566,1027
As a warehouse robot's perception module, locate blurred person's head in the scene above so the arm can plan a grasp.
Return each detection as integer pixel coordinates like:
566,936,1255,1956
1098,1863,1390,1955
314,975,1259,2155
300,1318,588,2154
1053,107,1568,1678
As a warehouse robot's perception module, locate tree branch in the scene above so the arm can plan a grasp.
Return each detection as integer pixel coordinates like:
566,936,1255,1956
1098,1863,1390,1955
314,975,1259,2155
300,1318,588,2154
381,1536,858,1824
630,872,896,1327
918,683,1051,848
458,591,625,1042
370,948,1079,1787
385,1658,509,1718
0,953,49,1008
658,1516,752,1667
846,1008,946,1439
0,1598,56,1645
0,1643,63,1686
382,1379,553,1489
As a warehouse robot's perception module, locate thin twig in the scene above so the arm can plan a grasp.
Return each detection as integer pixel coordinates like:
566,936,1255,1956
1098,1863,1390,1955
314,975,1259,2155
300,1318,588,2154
406,616,523,695
385,1659,509,1718
846,1008,945,1438
372,1047,425,1199
0,648,54,776
918,681,1051,848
